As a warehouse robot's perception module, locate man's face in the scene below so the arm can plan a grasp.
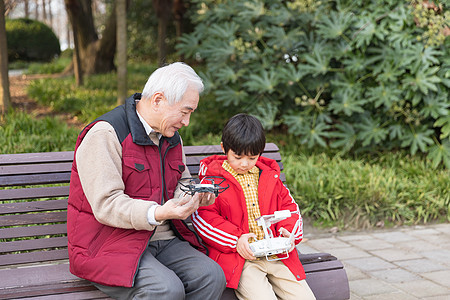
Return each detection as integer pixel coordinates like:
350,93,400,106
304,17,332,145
225,149,259,174
156,88,199,137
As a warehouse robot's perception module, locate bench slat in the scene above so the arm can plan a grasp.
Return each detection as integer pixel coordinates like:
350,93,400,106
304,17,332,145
0,199,68,214
0,173,72,187
0,249,68,266
0,211,67,227
0,162,73,176
0,186,70,201
0,285,109,300
0,263,111,299
19,290,112,300
1,236,67,254
0,224,68,239
303,259,344,274
0,151,74,165
0,263,77,289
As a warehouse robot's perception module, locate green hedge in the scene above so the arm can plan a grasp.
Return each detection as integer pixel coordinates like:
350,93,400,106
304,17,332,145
6,18,61,61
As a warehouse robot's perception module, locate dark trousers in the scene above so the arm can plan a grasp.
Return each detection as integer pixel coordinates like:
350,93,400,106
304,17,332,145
93,237,226,300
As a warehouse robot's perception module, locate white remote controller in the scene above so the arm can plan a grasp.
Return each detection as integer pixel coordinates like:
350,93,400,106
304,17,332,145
249,210,300,261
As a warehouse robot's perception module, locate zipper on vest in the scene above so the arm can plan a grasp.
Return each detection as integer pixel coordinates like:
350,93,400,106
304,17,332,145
161,141,177,203
157,142,165,204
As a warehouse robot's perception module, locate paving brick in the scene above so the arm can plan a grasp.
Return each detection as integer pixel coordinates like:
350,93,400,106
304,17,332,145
344,256,396,271
371,231,416,243
433,224,450,235
370,248,423,261
416,233,450,246
347,238,394,251
422,270,450,288
324,246,371,260
393,279,450,298
369,268,420,283
406,228,442,238
364,291,419,300
296,243,319,254
338,234,371,242
349,278,397,297
349,292,363,300
342,263,369,281
421,295,450,300
395,258,448,273
395,240,441,252
305,237,350,250
420,249,450,266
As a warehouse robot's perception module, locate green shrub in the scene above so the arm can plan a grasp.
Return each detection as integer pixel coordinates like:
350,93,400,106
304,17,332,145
6,18,61,61
178,0,450,168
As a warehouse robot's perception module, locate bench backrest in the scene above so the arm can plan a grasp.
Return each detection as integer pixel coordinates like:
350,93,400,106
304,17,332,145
0,143,283,268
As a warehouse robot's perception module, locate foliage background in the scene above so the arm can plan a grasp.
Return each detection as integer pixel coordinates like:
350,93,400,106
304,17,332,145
3,0,449,229
178,0,450,168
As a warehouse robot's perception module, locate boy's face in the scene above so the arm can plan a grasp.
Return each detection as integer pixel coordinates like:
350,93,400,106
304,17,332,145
224,148,260,174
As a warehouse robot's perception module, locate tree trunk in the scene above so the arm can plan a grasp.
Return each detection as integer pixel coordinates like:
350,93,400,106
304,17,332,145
64,0,117,75
24,0,29,18
153,0,172,66
72,19,83,86
0,0,11,116
34,0,39,19
173,0,186,61
42,0,47,23
116,0,127,105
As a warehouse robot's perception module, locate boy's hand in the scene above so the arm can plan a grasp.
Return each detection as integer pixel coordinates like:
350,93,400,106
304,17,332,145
197,192,216,207
237,233,257,260
279,227,295,253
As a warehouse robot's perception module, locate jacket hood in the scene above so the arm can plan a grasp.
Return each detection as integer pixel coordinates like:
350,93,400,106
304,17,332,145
200,154,281,177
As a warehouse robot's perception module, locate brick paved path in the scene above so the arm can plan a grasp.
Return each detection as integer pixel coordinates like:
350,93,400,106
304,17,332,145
299,223,450,299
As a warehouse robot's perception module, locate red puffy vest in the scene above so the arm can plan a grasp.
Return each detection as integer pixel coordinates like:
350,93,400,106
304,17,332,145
67,94,205,287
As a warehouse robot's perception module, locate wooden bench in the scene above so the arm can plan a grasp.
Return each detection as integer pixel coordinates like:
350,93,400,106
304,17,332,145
0,143,350,300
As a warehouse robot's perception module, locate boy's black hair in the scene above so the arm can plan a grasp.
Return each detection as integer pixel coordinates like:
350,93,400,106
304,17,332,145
222,113,266,156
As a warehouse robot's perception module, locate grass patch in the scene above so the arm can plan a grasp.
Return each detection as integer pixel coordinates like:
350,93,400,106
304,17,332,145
0,110,79,153
282,148,450,229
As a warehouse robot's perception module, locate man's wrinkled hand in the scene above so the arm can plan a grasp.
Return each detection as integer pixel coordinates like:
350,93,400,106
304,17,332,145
155,193,200,222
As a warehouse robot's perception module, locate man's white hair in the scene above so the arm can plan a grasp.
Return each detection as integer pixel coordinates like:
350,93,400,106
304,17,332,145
142,62,204,105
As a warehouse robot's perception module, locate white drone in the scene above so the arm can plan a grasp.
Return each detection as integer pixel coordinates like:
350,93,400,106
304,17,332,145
249,210,301,261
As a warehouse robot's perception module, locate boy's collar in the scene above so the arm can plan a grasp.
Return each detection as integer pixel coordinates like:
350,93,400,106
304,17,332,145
222,160,259,175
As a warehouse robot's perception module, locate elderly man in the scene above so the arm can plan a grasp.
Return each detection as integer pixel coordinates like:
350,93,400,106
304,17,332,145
67,62,226,299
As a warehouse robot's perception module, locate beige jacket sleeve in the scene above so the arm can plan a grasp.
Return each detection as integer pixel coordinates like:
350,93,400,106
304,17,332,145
76,121,156,231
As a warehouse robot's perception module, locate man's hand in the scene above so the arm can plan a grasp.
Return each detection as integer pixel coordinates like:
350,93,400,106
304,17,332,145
154,193,201,222
236,233,257,260
279,227,295,252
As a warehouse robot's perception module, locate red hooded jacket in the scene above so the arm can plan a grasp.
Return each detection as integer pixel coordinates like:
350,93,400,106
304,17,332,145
191,155,306,288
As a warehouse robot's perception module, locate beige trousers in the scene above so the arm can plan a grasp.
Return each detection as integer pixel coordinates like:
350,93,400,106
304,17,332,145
235,259,316,300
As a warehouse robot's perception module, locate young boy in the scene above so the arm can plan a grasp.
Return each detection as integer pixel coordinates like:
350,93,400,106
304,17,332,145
192,113,316,300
